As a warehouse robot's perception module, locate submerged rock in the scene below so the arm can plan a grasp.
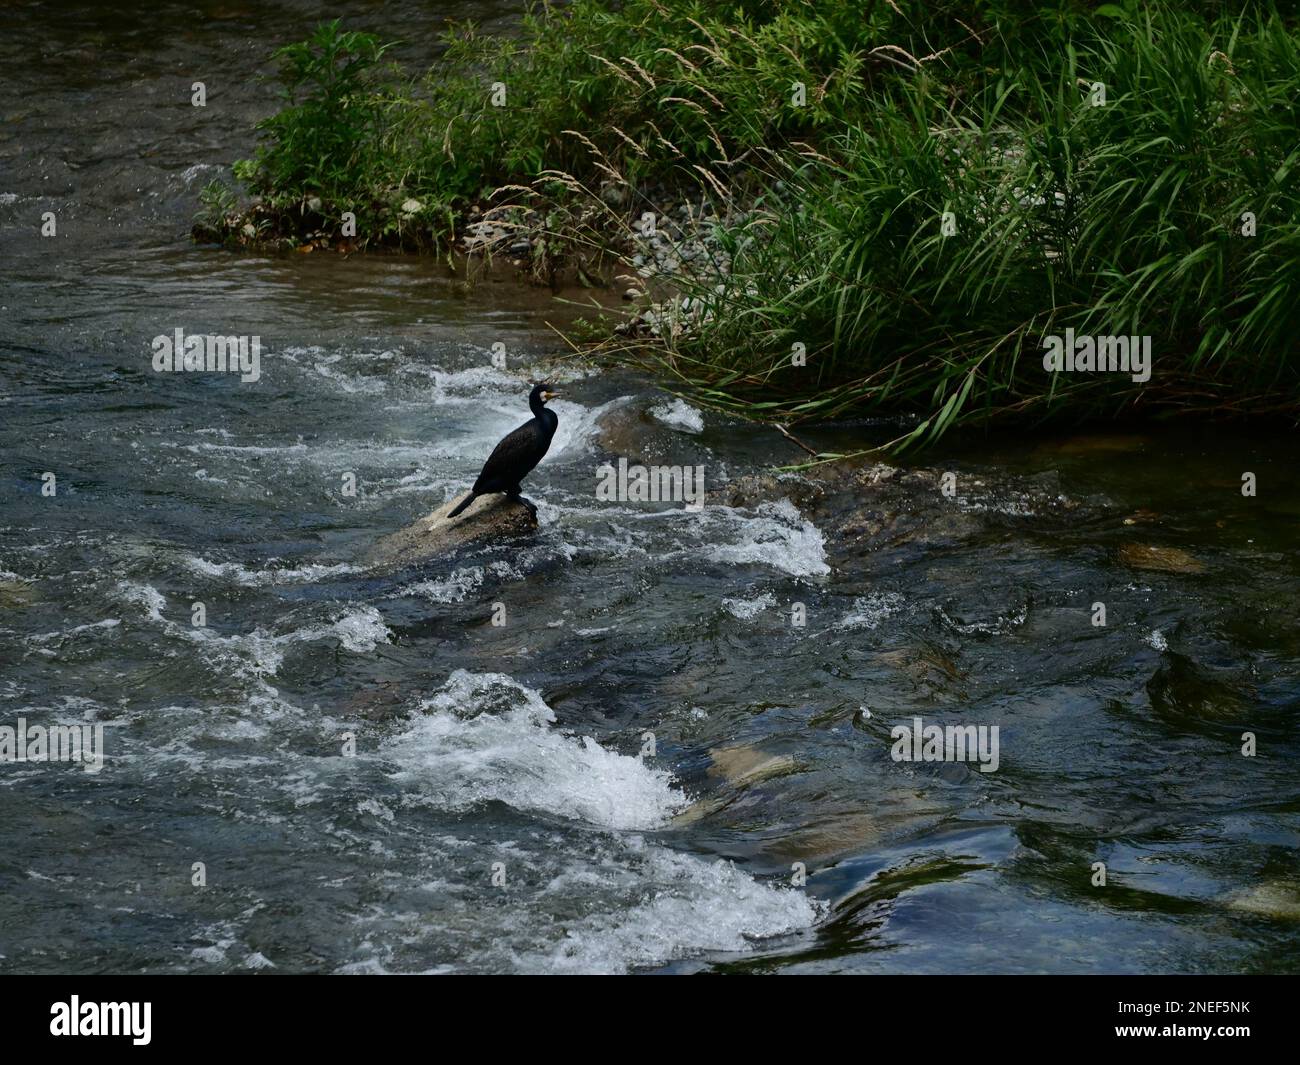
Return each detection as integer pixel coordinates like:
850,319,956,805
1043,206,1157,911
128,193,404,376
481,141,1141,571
1221,880,1300,921
1118,543,1205,574
707,744,797,789
710,470,827,512
708,458,1030,564
594,404,653,464
762,792,949,865
671,743,798,826
594,401,712,469
365,493,536,570
1146,651,1250,726
763,812,885,863
0,578,37,608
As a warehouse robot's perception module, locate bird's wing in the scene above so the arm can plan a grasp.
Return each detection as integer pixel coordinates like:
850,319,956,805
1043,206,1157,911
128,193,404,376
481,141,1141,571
473,420,540,490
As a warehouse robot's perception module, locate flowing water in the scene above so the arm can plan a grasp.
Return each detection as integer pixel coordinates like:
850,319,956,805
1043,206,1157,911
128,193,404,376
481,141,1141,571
2,2,1299,974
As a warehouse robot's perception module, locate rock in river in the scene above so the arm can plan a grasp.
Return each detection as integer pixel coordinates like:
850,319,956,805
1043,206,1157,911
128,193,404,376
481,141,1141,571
365,493,536,571
0,578,38,608
1118,542,1205,574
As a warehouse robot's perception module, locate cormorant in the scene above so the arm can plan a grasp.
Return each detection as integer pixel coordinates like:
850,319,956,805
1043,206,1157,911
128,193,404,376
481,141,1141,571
447,382,560,520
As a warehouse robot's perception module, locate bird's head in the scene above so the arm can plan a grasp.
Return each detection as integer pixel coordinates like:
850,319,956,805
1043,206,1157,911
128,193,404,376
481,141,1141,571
531,382,561,405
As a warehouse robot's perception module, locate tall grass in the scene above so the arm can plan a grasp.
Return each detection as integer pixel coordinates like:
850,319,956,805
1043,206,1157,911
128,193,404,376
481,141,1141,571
210,1,1300,443
641,5,1300,443
223,1,1128,240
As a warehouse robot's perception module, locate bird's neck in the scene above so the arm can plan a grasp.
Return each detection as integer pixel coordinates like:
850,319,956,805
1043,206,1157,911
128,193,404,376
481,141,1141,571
529,393,545,417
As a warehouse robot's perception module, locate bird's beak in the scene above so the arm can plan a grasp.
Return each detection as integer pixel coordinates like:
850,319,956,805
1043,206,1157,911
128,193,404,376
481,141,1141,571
543,390,561,401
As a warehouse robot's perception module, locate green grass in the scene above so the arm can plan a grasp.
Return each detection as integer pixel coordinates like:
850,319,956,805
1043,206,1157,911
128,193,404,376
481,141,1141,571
215,2,1125,241
205,1,1300,445
648,4,1300,444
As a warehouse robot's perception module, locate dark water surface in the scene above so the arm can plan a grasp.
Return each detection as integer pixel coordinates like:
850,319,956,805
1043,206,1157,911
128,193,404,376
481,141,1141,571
2,3,1298,974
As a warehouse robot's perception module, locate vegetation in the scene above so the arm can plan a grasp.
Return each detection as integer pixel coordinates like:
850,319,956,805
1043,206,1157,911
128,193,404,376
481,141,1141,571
200,2,1300,445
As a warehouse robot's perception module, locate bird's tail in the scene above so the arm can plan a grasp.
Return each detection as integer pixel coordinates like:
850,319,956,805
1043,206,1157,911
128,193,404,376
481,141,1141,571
446,492,477,518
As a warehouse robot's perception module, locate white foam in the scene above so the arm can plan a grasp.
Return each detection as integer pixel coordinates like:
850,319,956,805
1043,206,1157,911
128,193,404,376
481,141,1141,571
116,583,389,679
383,671,684,830
30,618,121,643
303,352,388,394
417,364,521,405
703,500,830,578
648,398,705,434
956,496,1041,517
723,593,775,620
404,567,485,604
183,557,361,586
546,396,629,457
181,441,310,458
118,581,166,623
180,162,219,185
518,841,820,974
839,591,905,630
937,603,1028,636
326,605,392,653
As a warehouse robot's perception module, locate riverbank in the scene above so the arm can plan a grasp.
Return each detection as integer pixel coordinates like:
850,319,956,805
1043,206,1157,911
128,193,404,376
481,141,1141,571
196,1,1300,446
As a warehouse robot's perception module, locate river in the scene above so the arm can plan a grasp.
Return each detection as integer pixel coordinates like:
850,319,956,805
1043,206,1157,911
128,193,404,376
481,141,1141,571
2,1,1298,974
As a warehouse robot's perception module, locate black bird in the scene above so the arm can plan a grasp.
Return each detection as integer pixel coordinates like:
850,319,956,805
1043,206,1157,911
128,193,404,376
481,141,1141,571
447,382,560,520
